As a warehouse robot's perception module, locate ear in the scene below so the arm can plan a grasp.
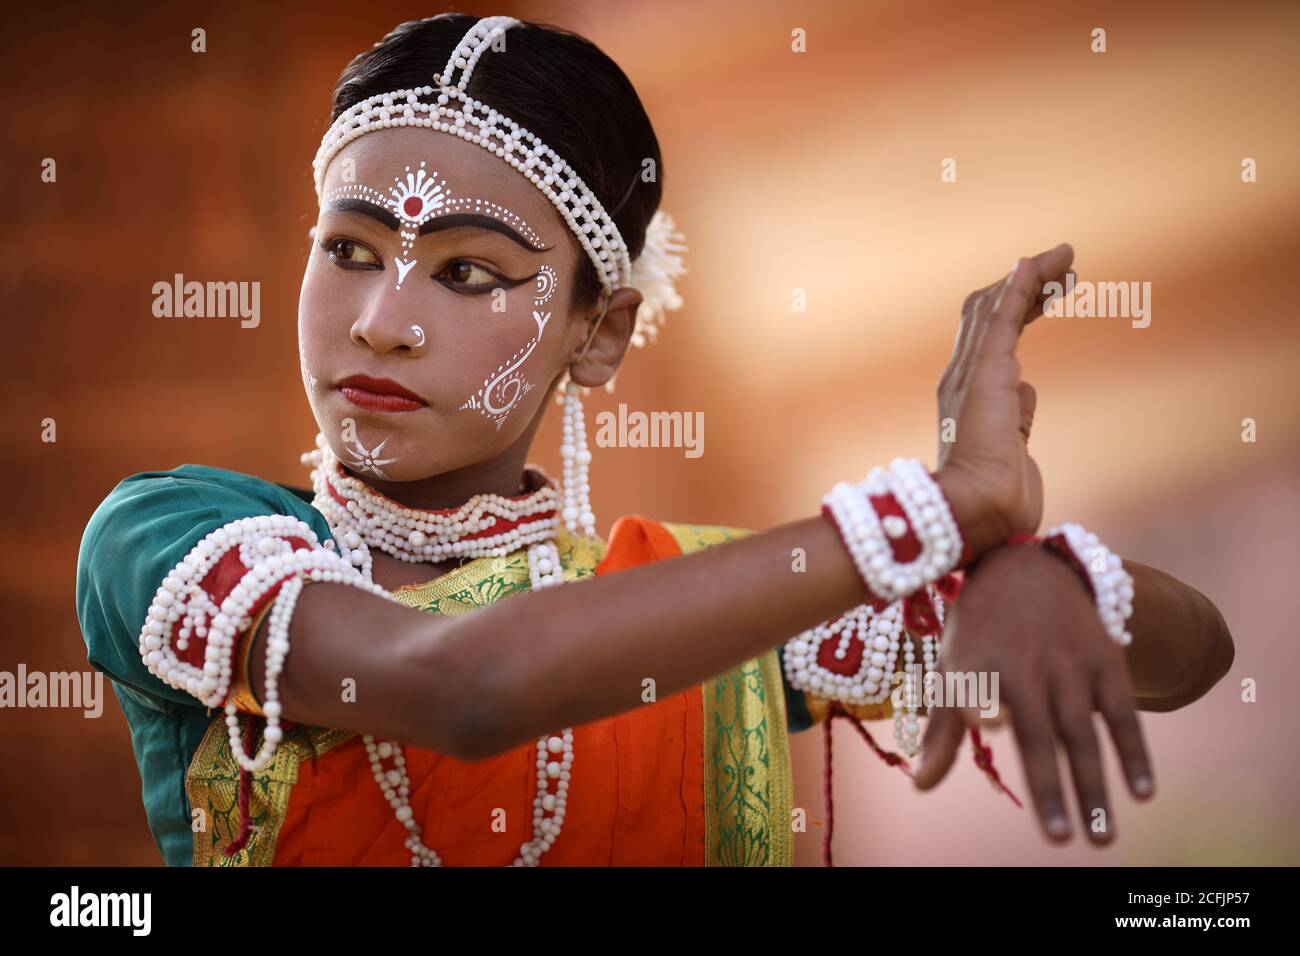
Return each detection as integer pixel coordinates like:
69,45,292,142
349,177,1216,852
567,287,642,389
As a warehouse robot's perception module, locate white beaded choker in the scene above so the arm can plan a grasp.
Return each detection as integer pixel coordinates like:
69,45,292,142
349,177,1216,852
299,436,574,866
304,437,561,565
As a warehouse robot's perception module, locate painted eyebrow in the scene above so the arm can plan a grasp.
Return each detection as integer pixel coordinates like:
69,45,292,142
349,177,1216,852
323,199,552,252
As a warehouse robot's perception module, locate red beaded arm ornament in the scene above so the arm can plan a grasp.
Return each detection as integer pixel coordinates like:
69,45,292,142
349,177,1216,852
783,459,1020,864
136,514,391,856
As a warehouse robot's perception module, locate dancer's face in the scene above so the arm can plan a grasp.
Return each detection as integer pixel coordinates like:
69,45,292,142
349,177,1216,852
301,126,597,482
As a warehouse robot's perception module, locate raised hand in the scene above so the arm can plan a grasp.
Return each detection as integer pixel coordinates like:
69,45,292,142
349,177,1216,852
935,244,1075,557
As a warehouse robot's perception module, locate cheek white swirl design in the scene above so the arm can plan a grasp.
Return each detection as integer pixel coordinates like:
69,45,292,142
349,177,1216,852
410,324,425,348
460,310,551,430
533,265,557,306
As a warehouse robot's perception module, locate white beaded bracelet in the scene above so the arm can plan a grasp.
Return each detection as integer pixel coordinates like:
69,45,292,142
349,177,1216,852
226,575,305,773
140,515,336,708
222,548,393,773
823,458,963,601
1042,522,1135,646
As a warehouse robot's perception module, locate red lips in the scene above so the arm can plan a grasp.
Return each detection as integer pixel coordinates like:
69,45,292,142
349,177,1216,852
337,375,427,413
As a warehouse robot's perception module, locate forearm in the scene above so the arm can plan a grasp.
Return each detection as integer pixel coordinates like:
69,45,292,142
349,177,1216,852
251,513,869,759
1121,560,1234,710
251,581,480,757
257,469,994,760
455,515,871,757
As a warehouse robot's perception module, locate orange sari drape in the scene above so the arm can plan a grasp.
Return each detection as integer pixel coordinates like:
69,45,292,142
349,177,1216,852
187,516,737,865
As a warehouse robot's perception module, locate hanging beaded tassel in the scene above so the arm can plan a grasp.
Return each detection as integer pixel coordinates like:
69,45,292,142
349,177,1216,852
559,382,596,536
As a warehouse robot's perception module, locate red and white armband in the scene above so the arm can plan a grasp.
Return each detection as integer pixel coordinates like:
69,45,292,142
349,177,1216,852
138,516,388,699
822,458,964,601
1040,522,1136,647
139,515,392,772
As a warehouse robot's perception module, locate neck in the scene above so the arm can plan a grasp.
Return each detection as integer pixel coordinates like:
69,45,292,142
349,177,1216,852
346,453,528,511
340,406,549,511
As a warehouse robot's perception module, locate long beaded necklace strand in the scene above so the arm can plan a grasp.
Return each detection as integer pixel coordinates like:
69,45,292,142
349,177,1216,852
300,416,585,866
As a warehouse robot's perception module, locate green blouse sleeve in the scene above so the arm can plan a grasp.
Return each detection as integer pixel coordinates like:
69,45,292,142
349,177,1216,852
75,464,334,709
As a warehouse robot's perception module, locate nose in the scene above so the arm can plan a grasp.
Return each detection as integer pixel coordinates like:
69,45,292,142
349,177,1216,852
350,286,429,358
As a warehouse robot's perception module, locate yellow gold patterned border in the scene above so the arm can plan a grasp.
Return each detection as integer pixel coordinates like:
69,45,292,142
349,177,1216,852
661,522,794,867
187,722,352,866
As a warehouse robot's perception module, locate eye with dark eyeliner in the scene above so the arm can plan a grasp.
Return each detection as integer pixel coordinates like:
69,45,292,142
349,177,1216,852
435,260,534,295
321,236,382,270
320,234,537,294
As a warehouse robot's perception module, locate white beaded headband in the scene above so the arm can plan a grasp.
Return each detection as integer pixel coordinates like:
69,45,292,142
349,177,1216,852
314,15,631,293
313,15,688,377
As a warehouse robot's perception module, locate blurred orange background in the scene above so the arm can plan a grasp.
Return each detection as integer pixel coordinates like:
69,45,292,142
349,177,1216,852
2,0,1296,865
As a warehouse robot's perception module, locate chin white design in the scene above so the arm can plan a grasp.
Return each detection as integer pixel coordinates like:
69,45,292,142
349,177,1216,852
344,435,398,479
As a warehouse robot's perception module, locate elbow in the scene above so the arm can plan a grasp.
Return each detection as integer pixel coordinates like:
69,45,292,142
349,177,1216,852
1189,603,1235,703
424,636,517,763
1204,606,1235,690
1146,605,1235,712
398,610,537,762
452,698,508,763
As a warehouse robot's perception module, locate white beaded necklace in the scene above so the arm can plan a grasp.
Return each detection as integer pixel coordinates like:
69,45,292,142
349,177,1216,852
301,438,578,867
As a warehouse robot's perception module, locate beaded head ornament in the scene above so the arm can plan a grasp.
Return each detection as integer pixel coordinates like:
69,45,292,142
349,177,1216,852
313,14,687,379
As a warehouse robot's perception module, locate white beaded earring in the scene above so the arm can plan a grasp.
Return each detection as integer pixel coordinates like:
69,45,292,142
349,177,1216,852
558,293,611,537
560,382,595,536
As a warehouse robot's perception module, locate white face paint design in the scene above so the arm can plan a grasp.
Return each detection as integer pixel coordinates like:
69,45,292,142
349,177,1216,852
533,265,557,306
410,324,425,348
394,258,417,288
321,160,548,292
345,434,398,478
459,255,561,430
460,308,552,430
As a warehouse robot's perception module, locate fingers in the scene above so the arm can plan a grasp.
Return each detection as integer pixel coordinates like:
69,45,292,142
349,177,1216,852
948,288,989,369
1010,696,1072,842
1033,242,1075,282
969,257,1040,379
946,256,1034,403
913,703,966,790
1049,672,1114,845
1096,659,1155,800
1025,243,1075,318
943,243,1073,397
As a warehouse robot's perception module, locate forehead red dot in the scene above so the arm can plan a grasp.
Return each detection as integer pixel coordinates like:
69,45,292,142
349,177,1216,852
403,196,423,217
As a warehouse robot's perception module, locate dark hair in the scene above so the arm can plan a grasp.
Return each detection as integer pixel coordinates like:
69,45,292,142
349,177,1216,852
330,14,662,307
